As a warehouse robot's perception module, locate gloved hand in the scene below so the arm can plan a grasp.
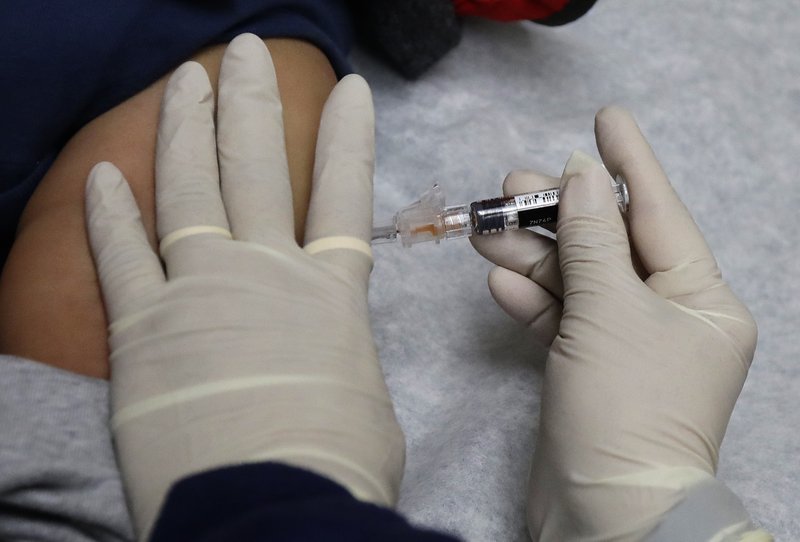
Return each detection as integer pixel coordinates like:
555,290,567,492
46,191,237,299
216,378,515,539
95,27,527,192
85,34,404,539
472,107,770,541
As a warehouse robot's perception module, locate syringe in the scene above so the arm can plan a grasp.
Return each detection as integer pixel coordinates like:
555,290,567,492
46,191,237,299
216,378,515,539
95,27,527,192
372,176,629,248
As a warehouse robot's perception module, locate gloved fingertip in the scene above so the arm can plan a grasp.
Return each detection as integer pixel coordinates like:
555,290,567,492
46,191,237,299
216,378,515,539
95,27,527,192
163,60,212,109
316,74,373,157
559,151,619,220
85,162,142,261
487,266,519,313
340,72,370,88
595,105,635,131
86,161,124,204
330,73,373,108
228,32,268,55
594,106,649,177
88,160,122,184
224,33,273,74
487,265,511,291
561,149,599,179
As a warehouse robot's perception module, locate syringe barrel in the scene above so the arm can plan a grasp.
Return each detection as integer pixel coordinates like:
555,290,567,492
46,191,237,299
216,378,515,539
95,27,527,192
469,176,628,235
470,189,559,235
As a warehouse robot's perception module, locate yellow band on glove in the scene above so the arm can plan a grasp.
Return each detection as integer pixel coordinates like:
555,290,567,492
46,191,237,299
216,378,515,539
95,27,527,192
304,236,373,261
159,226,233,254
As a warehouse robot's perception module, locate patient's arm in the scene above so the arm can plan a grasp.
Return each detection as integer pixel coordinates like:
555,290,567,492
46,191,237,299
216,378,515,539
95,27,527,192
0,38,337,379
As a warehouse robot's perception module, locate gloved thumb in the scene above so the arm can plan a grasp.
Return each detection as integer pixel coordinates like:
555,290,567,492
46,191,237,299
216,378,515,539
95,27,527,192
556,150,635,293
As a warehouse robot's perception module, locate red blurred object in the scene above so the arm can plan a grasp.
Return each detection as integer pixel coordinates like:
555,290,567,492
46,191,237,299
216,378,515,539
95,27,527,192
452,0,571,22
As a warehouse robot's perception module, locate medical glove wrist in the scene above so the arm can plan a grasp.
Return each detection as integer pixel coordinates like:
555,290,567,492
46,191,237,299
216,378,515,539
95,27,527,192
86,34,404,539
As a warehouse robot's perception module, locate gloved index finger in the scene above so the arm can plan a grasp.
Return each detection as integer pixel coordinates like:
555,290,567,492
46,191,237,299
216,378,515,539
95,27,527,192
155,61,230,262
86,162,165,326
304,74,375,282
217,34,294,245
594,106,717,277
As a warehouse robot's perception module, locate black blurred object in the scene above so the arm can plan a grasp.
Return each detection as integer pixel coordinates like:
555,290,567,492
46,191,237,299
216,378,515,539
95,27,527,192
349,0,461,79
350,0,599,79
536,0,598,26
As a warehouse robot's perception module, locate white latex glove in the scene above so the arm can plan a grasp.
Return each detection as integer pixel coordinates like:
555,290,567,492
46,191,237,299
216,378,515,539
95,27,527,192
472,107,770,541
85,34,404,539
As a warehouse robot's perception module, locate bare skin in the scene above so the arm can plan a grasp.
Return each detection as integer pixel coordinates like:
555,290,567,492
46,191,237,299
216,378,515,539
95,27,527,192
0,38,337,379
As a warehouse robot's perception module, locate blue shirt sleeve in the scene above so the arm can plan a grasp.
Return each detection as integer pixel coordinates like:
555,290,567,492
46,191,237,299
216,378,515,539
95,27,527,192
150,462,462,542
0,0,353,265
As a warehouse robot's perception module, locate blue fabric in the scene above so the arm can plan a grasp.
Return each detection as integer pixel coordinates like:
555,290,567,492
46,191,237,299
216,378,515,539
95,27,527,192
150,462,462,541
0,0,353,267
